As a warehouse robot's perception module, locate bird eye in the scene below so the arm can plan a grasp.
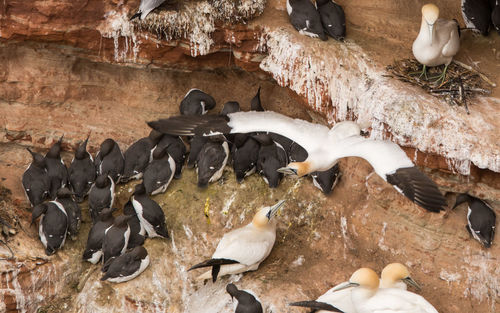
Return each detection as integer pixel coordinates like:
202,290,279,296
88,181,93,185
26,188,30,192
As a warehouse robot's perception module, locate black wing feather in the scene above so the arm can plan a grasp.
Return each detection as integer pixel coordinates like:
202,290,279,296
289,300,345,313
148,115,231,137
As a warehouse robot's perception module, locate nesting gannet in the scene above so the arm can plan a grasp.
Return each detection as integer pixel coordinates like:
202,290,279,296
68,135,95,203
461,0,492,36
453,193,496,248
130,0,167,20
287,0,327,40
22,148,50,207
226,283,263,313
44,136,68,199
412,4,460,82
188,200,285,282
94,138,124,183
148,111,447,212
290,263,420,313
330,268,438,313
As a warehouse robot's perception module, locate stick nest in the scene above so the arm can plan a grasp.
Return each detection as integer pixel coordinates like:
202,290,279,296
386,59,494,114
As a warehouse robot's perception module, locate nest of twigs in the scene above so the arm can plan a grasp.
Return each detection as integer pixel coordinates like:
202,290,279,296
386,59,494,114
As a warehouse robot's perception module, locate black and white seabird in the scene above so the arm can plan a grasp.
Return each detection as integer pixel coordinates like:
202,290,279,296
221,101,241,115
130,0,167,20
311,164,341,195
250,87,264,112
94,138,124,183
68,136,95,203
287,0,327,40
102,215,132,266
188,200,285,282
101,246,150,283
492,1,500,35
83,207,117,264
31,201,68,255
122,130,163,182
131,183,169,238
412,4,460,83
232,134,260,183
187,135,209,168
461,0,491,36
226,283,263,313
180,89,216,116
88,174,115,223
22,148,50,207
253,134,287,188
143,146,176,195
148,111,447,213
45,136,68,199
123,200,146,249
196,136,230,188
55,187,81,240
453,193,496,248
316,0,346,41
155,134,186,179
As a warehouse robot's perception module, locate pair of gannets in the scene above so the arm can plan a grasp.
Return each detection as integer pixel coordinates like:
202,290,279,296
292,265,437,313
148,111,447,213
188,200,285,282
412,4,460,83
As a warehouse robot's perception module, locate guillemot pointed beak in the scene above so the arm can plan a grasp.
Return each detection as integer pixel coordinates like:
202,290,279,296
403,276,421,290
267,200,286,219
277,167,298,176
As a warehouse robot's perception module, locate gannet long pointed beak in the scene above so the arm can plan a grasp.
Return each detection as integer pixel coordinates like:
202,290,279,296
428,23,434,44
277,167,298,176
330,281,359,292
267,200,286,219
403,276,421,290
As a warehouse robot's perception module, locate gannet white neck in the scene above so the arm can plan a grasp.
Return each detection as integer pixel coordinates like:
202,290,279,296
421,4,439,44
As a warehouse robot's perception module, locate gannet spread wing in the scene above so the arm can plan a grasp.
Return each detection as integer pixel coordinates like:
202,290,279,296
148,111,329,153
149,112,446,212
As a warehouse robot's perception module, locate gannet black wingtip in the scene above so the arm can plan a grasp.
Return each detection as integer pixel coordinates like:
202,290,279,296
386,167,447,213
289,300,345,313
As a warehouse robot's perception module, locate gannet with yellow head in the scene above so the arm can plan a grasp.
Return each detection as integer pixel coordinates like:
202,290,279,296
290,263,420,313
188,200,285,282
331,268,438,313
148,111,447,213
412,3,460,82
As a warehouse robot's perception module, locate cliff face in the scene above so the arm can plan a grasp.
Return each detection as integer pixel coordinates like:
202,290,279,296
0,0,499,312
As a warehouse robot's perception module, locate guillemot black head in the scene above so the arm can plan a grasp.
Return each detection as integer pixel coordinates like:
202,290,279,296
148,129,164,145
75,136,90,160
152,146,168,160
31,203,48,225
56,187,74,199
95,174,111,189
134,183,147,196
221,101,241,115
27,148,47,168
452,193,472,209
130,246,148,260
46,135,64,159
99,138,116,158
99,207,117,221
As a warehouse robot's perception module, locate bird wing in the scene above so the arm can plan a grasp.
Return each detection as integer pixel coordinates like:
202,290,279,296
332,137,446,212
212,225,275,266
370,288,439,313
105,253,139,278
316,283,356,313
440,20,460,57
139,0,166,14
148,111,329,153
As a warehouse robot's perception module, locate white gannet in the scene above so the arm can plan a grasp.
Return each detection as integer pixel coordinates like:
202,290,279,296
412,4,460,83
452,193,496,248
188,200,285,282
290,263,420,313
148,111,447,213
130,0,167,20
331,268,438,313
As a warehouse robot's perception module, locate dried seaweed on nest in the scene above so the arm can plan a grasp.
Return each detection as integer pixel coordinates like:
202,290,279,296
386,58,493,114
